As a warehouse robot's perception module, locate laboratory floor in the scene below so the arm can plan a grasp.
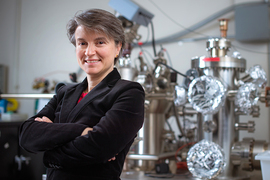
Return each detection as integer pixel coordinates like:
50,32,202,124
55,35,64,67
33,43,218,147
120,170,263,180
121,170,197,180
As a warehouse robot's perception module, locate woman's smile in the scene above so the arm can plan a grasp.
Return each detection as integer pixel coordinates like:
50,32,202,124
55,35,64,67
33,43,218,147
84,59,100,64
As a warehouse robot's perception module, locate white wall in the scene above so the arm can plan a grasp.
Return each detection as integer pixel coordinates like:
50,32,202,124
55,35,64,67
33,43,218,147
0,0,21,93
0,0,269,142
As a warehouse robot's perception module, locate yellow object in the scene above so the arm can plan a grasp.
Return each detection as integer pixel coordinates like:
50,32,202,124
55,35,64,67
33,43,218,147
7,98,19,112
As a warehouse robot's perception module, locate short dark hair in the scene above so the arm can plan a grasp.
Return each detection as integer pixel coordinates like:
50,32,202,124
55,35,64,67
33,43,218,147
67,9,125,64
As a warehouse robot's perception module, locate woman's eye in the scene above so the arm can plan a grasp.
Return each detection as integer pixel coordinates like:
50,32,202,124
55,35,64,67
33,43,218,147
77,41,86,46
97,41,105,45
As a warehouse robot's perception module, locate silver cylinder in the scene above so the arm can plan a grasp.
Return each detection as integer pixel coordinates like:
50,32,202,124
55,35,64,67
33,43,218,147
117,56,138,81
118,67,137,81
231,138,269,171
206,38,231,57
192,55,246,178
0,93,54,99
130,93,173,171
136,113,166,170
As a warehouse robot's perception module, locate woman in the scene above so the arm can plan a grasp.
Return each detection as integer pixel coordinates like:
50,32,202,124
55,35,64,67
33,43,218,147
19,9,145,180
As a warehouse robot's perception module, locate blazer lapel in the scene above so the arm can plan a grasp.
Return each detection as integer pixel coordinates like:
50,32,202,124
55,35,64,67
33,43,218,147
59,79,87,123
62,68,121,123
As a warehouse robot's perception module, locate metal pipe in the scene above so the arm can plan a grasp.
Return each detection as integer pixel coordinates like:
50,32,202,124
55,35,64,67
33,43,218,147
227,90,270,106
172,102,185,137
139,2,268,46
178,106,198,116
127,151,175,160
226,90,238,100
235,121,255,132
0,93,54,99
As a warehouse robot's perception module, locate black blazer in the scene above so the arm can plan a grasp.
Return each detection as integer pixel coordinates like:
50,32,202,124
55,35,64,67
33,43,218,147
19,68,145,180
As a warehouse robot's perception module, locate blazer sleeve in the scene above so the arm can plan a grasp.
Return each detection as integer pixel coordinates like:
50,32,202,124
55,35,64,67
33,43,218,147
19,85,88,153
43,82,145,168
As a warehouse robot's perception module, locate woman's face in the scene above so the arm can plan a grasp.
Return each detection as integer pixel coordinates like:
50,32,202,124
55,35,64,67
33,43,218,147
75,26,121,79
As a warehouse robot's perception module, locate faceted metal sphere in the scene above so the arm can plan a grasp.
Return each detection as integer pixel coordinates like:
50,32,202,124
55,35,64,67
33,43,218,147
235,82,259,114
187,139,225,179
246,64,267,88
188,75,226,115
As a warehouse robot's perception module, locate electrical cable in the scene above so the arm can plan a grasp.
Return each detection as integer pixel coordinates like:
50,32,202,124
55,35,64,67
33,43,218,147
139,12,157,57
160,45,173,66
174,142,197,170
140,14,151,45
150,20,157,57
231,44,270,54
165,49,173,67
137,47,154,66
165,118,173,132
148,0,210,38
142,1,268,46
172,102,186,138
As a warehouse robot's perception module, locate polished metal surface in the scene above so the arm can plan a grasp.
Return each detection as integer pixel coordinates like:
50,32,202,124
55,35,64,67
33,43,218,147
196,65,242,178
206,38,231,57
127,152,175,161
231,138,268,172
191,56,246,71
191,31,250,178
219,19,229,38
130,112,170,171
118,67,137,81
231,138,253,170
235,121,255,132
118,56,138,81
124,18,267,180
252,140,268,170
0,93,54,99
129,51,176,171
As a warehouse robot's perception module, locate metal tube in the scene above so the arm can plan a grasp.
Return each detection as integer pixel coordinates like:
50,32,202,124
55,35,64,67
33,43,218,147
172,103,185,137
192,58,243,178
140,2,267,46
235,121,255,132
127,152,175,161
0,93,54,99
203,114,214,142
227,90,269,104
178,106,198,116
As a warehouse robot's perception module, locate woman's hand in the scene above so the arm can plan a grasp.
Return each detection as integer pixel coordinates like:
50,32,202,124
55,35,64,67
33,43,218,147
108,156,116,161
35,116,53,123
34,120,118,162
81,127,93,136
108,154,118,161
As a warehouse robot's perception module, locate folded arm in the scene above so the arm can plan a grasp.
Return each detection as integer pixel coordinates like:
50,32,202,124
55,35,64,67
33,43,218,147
43,86,145,168
19,93,88,153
